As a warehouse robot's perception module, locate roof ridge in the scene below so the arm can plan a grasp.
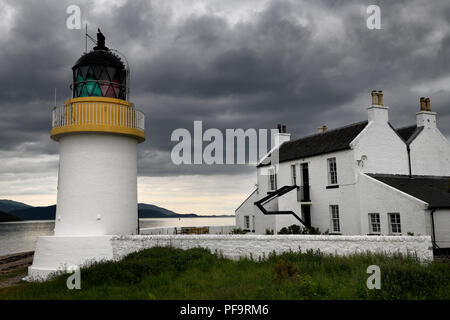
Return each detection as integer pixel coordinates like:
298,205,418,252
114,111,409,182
395,124,417,131
286,120,368,144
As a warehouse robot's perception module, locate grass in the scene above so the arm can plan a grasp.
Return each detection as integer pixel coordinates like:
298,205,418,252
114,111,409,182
0,247,449,300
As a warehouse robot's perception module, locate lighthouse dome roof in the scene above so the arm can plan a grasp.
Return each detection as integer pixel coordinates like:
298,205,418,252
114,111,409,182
72,49,125,70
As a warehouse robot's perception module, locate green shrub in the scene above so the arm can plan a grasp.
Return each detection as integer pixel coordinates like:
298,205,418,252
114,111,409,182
278,224,321,234
230,228,247,234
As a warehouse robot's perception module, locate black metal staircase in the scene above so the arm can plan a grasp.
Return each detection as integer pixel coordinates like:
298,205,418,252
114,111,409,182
254,185,310,229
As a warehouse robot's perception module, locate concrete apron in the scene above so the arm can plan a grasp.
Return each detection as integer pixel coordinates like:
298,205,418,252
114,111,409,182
25,235,114,282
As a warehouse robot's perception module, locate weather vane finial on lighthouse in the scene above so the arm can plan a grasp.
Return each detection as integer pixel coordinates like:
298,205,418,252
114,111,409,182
94,28,108,51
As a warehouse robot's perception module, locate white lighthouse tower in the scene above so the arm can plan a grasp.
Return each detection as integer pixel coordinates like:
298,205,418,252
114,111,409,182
27,30,146,279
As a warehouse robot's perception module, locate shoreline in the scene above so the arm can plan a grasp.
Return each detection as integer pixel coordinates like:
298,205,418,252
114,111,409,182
0,216,235,225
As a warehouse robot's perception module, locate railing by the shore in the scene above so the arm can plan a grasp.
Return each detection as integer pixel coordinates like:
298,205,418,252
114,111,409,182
140,225,235,235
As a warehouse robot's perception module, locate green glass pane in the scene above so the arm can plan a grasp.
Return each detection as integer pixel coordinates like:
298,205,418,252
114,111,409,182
79,66,89,79
80,84,89,97
89,82,101,96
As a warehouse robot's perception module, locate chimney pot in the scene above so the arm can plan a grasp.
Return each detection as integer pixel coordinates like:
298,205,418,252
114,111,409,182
371,90,378,105
277,123,281,133
282,125,287,133
425,98,431,111
420,97,426,111
377,91,384,106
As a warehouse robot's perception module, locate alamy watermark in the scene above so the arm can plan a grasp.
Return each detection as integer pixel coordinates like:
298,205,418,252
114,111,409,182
366,265,381,289
66,265,81,290
171,121,280,175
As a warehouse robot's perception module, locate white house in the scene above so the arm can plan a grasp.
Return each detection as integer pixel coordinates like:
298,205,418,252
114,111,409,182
236,91,450,249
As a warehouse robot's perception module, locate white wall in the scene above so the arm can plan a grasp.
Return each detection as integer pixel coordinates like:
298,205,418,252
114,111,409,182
352,120,409,175
269,149,361,235
433,209,450,248
55,133,138,236
235,189,276,234
357,173,429,236
409,127,450,176
111,234,434,262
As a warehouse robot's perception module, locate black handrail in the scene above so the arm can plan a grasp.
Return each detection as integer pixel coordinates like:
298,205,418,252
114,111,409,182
254,185,310,229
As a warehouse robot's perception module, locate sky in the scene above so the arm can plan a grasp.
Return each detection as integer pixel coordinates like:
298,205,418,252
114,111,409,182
0,0,449,214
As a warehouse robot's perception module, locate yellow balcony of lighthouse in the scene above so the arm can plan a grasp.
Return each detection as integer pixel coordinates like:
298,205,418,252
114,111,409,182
50,97,145,142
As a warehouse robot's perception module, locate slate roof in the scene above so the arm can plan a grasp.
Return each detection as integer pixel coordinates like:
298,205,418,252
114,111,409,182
368,174,450,209
395,125,424,144
257,118,429,167
257,121,368,167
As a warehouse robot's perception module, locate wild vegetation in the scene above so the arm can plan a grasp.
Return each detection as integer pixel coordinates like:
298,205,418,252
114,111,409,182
0,247,448,300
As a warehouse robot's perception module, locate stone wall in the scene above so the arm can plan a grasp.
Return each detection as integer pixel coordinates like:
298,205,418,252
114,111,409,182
111,234,433,262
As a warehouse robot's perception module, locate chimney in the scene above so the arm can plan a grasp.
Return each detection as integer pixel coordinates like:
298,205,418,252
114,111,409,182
318,125,327,133
416,97,436,128
367,89,389,123
274,123,291,147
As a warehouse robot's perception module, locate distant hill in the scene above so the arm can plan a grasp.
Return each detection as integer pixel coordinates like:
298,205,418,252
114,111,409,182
0,210,21,222
0,199,32,213
9,205,56,221
138,203,177,217
4,200,233,221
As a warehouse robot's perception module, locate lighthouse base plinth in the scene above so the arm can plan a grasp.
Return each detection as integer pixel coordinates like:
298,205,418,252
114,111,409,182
25,235,114,281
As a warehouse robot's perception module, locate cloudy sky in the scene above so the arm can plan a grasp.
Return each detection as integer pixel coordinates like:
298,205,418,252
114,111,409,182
0,0,449,214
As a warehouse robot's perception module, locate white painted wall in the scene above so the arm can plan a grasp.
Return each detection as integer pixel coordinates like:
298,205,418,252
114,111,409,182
351,108,409,175
235,188,276,234
112,234,433,262
55,133,138,236
433,209,450,248
357,173,429,235
409,122,450,176
250,149,362,235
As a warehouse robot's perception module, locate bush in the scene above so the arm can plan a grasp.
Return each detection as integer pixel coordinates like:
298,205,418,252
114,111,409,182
278,224,321,234
230,228,247,234
265,229,274,235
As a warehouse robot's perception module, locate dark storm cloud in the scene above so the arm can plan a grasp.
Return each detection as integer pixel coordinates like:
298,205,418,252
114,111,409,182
1,0,450,178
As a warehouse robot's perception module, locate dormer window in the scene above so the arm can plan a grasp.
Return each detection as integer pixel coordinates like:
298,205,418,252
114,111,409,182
327,157,338,185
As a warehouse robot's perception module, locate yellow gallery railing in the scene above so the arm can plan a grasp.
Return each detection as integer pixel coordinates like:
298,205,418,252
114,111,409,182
50,97,145,142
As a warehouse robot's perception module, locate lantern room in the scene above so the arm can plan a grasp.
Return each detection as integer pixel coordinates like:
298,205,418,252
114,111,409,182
71,29,128,101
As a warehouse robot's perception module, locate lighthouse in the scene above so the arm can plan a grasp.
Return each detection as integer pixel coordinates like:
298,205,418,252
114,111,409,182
27,30,146,280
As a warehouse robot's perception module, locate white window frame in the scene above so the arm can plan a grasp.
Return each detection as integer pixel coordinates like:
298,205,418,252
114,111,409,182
291,164,297,185
244,215,250,229
368,213,381,234
268,168,277,191
327,157,338,185
388,213,401,235
329,205,340,233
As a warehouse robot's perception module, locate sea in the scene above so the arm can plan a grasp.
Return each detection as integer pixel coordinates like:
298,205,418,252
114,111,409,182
0,217,235,256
